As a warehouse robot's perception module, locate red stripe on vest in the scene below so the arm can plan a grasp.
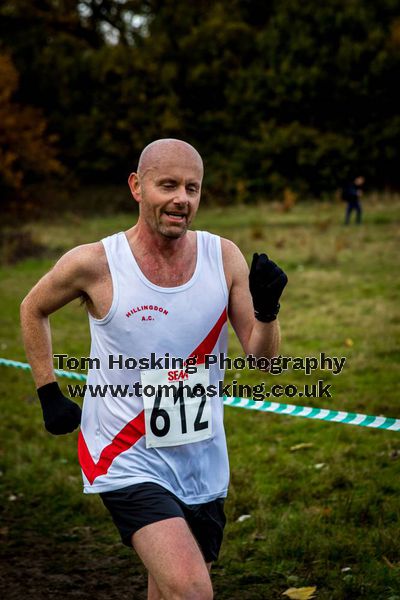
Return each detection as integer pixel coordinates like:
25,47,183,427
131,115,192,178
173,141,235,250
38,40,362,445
188,308,227,364
78,307,227,484
78,411,145,484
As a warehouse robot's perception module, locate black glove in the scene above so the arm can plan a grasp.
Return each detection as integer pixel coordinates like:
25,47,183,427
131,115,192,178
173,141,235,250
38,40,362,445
37,382,82,435
249,253,288,322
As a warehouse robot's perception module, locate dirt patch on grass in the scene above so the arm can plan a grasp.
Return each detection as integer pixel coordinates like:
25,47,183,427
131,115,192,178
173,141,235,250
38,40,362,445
0,531,148,600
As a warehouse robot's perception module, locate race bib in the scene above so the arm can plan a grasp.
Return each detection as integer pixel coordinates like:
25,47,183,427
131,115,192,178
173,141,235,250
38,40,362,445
141,365,212,448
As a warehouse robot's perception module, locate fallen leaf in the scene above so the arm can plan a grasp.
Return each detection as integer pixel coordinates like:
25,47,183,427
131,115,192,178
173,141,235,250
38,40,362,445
236,514,251,523
290,443,314,452
282,586,317,599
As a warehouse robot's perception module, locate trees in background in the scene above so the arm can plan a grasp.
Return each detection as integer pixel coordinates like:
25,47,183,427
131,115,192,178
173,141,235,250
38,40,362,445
1,0,400,204
0,53,63,203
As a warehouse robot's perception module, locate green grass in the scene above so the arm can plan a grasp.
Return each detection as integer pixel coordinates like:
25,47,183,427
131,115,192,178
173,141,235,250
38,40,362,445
1,195,400,599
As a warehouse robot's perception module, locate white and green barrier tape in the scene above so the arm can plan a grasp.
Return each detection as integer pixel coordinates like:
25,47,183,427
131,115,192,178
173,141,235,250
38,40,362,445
0,357,87,381
223,396,400,431
1,357,399,432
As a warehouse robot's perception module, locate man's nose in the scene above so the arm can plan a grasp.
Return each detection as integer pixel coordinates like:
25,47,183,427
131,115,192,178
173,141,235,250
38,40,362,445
172,186,189,204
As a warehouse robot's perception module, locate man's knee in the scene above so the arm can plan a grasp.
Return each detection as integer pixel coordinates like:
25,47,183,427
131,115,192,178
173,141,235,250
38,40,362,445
163,574,213,600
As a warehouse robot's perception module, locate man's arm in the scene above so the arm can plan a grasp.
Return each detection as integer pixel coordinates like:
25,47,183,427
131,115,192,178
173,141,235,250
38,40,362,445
20,243,101,434
21,245,95,385
222,239,287,359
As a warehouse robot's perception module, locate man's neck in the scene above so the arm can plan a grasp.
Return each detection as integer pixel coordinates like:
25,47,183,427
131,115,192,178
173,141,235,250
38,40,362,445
126,223,194,260
124,225,197,287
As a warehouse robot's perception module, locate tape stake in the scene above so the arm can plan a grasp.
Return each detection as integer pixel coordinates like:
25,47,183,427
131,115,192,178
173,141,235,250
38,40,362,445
1,357,399,432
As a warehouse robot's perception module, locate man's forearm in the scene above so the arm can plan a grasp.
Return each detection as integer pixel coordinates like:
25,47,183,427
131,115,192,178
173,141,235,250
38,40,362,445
21,297,82,435
245,318,281,360
20,299,55,388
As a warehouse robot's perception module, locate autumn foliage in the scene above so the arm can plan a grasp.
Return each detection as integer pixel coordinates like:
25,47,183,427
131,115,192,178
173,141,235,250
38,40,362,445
1,0,400,206
0,53,63,199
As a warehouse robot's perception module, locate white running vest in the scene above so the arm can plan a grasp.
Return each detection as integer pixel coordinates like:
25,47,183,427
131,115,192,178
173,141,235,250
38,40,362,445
78,231,230,503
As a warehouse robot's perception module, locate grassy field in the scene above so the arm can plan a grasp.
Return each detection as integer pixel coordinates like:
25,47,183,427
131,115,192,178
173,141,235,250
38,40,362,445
1,195,400,599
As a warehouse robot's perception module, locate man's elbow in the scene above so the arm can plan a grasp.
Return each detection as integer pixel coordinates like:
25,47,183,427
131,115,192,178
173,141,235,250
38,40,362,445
20,295,33,330
20,294,30,320
20,292,45,324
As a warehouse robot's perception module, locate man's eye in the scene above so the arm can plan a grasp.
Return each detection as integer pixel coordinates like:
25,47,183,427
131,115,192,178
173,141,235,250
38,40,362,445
162,183,175,189
187,187,198,193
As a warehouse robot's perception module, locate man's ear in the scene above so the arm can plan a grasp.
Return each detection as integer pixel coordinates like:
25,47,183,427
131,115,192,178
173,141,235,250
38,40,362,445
128,172,141,202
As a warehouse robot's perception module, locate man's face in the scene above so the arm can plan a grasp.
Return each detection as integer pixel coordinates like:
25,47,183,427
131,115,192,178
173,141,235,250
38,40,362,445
132,157,203,239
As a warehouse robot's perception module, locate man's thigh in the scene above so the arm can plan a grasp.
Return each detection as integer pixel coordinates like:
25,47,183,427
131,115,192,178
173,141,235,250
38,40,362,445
100,482,226,562
133,517,212,600
100,483,222,597
100,482,186,546
184,498,226,563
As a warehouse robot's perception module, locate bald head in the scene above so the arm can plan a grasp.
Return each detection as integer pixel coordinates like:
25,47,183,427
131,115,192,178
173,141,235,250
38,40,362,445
137,139,203,179
128,138,203,239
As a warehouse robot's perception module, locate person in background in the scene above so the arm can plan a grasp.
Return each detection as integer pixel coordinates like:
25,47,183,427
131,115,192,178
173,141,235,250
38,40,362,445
342,176,365,225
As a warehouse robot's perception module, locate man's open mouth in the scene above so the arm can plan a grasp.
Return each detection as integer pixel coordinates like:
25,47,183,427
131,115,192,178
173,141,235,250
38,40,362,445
164,211,186,221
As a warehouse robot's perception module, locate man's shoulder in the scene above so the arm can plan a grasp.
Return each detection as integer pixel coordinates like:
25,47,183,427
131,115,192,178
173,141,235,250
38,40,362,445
220,237,243,260
53,240,108,279
218,237,248,290
195,230,239,251
195,231,243,260
65,240,105,262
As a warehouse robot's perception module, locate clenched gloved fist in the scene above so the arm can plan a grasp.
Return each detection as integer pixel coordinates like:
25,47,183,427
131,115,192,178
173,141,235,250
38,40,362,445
37,382,82,435
249,253,288,322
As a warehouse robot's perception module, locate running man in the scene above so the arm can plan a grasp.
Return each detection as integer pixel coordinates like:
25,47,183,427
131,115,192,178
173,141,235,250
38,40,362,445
21,139,287,600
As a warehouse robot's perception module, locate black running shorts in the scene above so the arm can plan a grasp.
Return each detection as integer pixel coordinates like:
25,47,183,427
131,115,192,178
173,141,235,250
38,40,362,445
100,482,226,562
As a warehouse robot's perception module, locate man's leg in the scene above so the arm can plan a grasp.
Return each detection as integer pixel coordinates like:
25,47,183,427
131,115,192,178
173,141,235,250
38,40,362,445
147,572,163,600
133,517,213,600
147,564,212,600
356,201,362,224
345,203,352,224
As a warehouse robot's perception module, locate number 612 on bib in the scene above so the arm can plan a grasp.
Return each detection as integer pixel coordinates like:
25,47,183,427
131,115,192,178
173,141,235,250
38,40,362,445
141,366,212,449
